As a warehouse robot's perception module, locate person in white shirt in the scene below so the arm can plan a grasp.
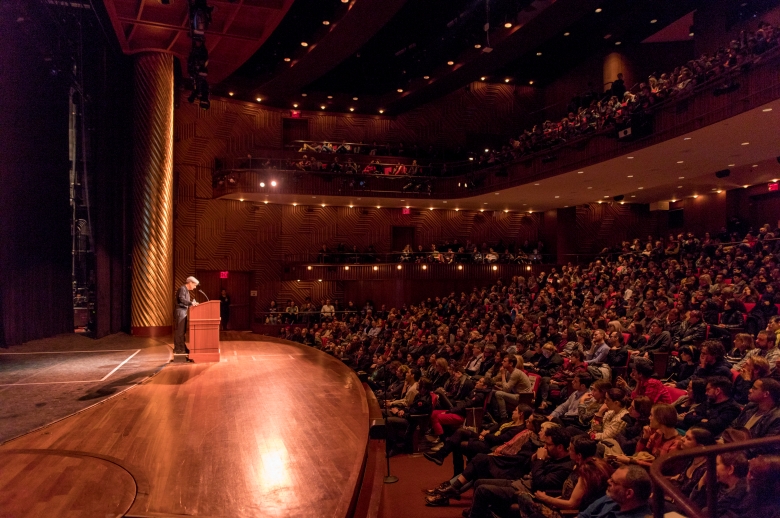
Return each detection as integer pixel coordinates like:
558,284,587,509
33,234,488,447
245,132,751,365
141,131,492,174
320,299,335,321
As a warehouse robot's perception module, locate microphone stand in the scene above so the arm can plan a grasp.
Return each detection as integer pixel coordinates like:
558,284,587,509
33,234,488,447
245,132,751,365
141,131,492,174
382,362,398,484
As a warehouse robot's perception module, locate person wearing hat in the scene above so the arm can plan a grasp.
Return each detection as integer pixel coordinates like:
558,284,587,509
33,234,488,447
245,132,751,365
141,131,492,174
174,276,200,355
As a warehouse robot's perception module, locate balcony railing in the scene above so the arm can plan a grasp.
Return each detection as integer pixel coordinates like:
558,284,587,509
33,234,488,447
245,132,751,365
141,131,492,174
650,435,780,518
214,48,780,200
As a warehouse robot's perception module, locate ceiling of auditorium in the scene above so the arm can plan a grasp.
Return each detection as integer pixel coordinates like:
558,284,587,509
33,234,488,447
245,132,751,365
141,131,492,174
214,0,707,113
220,100,780,211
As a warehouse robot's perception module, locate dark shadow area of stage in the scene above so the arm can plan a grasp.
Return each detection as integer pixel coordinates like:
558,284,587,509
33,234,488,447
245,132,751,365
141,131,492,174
0,332,172,443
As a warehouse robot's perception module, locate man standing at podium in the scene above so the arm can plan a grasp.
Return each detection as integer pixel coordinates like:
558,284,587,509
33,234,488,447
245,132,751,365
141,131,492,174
174,276,200,355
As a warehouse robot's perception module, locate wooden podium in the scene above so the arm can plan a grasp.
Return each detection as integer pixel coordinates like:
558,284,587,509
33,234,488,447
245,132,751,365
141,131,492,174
188,300,221,363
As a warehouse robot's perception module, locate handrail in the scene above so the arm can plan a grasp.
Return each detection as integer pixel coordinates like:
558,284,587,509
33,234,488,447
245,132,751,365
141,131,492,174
283,250,550,264
649,435,780,518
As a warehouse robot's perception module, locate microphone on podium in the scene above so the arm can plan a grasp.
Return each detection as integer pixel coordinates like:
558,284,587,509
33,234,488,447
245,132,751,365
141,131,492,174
198,289,210,302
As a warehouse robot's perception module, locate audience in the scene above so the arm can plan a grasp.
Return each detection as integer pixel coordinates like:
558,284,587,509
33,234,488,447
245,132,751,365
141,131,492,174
266,221,780,516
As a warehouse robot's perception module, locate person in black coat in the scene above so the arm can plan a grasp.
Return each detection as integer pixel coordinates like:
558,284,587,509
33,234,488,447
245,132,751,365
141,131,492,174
675,340,733,389
386,377,433,455
174,276,200,355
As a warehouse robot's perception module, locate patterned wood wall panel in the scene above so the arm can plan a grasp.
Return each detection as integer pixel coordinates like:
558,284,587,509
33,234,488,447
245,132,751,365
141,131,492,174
575,203,655,255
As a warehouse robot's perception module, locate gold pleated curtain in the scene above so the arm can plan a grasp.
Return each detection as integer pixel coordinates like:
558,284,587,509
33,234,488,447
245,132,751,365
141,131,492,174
131,52,174,335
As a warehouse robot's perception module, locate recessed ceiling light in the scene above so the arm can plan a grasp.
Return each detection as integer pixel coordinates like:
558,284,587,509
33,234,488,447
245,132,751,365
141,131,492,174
504,22,512,28
423,75,430,80
595,8,602,13
341,0,348,3
684,137,691,140
689,32,694,37
679,176,685,179
301,42,308,47
480,209,484,212
322,20,330,25
677,160,684,163
377,206,381,209
587,186,592,189
480,76,486,81
627,156,634,159
615,41,622,45
264,200,268,204
349,205,353,208
474,44,482,49
578,171,584,174
529,80,534,85
271,180,277,186
494,192,500,195
228,92,234,96
564,32,570,36
743,185,749,188
353,97,358,100
693,194,698,198
763,108,773,112
536,52,542,56
534,183,539,185
554,195,559,198
302,93,308,97
327,95,333,99
650,19,657,24
293,103,298,108
627,175,633,177
638,187,643,190
293,203,297,206
321,204,325,207
678,185,683,188
753,164,759,167
741,142,750,145
447,61,454,65
320,105,326,109
604,195,609,198
349,108,354,112
284,58,291,62
483,202,488,205
728,163,736,166
256,97,262,102
505,78,510,83
379,109,384,114
631,195,635,198
397,88,403,93
260,182,265,187
671,199,677,202
774,179,779,183
239,198,244,202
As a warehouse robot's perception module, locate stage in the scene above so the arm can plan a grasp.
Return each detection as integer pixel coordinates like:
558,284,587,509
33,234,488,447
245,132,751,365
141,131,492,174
0,338,370,518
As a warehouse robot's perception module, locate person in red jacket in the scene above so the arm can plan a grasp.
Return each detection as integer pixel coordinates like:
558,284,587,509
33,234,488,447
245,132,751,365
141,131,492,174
615,358,671,404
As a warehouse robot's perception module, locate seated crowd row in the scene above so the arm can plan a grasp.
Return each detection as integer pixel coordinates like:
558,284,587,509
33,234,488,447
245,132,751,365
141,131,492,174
477,22,780,168
275,223,780,517
310,239,547,266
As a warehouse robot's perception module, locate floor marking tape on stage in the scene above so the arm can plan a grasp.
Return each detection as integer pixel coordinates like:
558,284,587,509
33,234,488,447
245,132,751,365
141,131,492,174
0,349,141,386
99,350,141,381
0,350,142,354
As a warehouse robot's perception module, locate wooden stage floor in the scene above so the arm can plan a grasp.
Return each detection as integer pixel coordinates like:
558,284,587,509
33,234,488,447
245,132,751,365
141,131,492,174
0,340,369,518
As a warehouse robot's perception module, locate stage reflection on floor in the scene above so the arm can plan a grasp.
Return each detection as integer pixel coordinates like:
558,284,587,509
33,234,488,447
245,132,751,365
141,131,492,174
0,340,369,518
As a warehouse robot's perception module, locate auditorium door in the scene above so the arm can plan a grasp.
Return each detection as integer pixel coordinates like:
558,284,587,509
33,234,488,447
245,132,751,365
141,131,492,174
392,226,416,252
282,118,309,148
195,270,252,330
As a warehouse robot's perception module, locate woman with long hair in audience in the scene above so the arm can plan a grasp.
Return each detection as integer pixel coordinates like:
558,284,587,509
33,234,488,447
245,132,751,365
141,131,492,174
613,403,680,467
689,452,749,517
727,333,755,362
517,440,613,518
669,428,716,498
673,378,707,424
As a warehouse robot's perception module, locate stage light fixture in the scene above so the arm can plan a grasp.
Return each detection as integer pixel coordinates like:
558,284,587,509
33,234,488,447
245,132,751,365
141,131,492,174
344,266,349,270
301,42,308,47
271,180,277,186
373,266,378,271
457,265,463,270
228,92,234,96
397,265,402,270
260,182,265,187
307,266,312,270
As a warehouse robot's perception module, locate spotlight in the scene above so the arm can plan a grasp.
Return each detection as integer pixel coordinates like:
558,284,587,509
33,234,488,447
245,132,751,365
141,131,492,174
271,180,277,186
260,182,265,187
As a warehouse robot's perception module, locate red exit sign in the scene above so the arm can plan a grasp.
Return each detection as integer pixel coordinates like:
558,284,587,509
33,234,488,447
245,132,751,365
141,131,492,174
220,271,229,279
290,110,301,118
402,208,411,215
769,183,779,192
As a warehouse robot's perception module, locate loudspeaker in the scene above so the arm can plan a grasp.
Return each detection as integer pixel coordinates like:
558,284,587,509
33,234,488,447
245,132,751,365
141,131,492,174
613,195,625,202
715,169,731,178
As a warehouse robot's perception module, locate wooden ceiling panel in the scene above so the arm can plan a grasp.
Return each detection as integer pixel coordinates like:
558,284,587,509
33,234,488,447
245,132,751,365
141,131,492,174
128,25,178,53
103,0,295,83
112,0,139,19
138,2,188,27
